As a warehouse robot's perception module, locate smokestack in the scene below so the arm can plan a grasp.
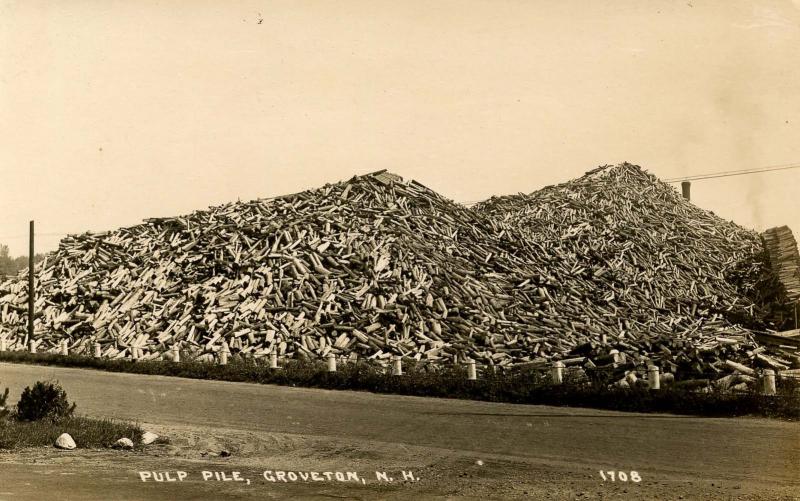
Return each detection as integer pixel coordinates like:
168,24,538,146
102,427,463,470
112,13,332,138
681,181,691,201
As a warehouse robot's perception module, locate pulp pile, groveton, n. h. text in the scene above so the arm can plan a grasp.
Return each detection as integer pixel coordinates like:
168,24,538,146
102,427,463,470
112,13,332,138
0,164,797,377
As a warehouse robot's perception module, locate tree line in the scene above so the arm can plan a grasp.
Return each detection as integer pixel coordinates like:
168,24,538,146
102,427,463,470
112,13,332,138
0,244,46,278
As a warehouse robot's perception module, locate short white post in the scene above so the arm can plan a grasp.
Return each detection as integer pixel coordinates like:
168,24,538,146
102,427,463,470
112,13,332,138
60,339,68,356
551,361,565,385
94,342,102,358
29,339,36,354
172,344,180,363
647,365,660,390
220,343,230,365
131,346,140,361
0,337,6,352
392,355,403,376
270,351,278,369
327,353,336,372
762,369,776,396
467,359,477,381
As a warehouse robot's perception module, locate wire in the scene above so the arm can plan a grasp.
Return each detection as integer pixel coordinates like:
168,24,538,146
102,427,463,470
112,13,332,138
664,162,800,183
0,232,72,239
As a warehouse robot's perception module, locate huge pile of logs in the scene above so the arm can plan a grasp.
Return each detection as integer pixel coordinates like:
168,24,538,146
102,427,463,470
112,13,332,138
474,163,798,375
0,164,797,377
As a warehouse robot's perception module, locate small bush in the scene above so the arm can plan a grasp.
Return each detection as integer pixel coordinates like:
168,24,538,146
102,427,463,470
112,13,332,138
16,380,76,422
0,385,9,419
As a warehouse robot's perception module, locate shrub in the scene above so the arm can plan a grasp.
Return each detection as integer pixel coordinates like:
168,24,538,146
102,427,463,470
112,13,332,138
0,386,9,419
16,380,76,422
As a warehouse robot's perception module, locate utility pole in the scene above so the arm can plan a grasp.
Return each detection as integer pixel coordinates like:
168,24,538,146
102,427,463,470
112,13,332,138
27,220,34,345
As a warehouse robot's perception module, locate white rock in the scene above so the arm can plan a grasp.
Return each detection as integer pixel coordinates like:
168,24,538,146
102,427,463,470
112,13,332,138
141,432,159,445
55,433,76,450
113,437,134,450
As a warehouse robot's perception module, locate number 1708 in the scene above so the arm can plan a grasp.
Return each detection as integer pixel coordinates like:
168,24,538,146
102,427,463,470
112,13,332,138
599,471,641,482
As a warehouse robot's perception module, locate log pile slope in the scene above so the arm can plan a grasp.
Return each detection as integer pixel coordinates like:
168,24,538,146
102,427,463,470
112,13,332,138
474,163,797,374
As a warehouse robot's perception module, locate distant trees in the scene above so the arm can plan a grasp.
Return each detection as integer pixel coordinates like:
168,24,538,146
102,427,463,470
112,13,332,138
0,244,45,278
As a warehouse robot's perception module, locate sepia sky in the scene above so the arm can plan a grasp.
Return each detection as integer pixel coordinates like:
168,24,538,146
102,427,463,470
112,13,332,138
1,0,799,256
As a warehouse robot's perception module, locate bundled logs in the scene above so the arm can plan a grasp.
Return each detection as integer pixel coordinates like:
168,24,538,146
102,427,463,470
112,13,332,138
0,164,798,378
762,226,800,304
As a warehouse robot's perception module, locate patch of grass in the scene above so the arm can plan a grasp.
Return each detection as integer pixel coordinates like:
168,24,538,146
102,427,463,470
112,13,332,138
0,350,797,420
0,416,142,449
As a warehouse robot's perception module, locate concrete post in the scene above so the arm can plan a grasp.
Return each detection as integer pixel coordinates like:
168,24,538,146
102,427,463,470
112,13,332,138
94,342,102,358
392,355,403,376
29,339,36,354
60,339,68,356
0,337,7,351
220,343,230,365
762,369,776,396
551,361,565,385
270,351,278,369
172,344,180,363
327,353,337,372
647,365,660,390
467,359,477,381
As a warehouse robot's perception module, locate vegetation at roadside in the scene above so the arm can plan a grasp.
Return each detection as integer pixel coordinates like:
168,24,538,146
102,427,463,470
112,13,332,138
0,379,142,449
0,416,143,449
0,351,797,420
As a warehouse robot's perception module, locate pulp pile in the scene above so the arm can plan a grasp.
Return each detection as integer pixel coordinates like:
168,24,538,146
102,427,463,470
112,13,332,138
0,164,797,377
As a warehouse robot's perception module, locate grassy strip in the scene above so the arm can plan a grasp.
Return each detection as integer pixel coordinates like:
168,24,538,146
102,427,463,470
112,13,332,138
0,351,797,419
0,416,142,449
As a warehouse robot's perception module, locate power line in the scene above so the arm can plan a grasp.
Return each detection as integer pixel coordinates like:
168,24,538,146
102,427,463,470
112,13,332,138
0,232,72,239
664,162,800,183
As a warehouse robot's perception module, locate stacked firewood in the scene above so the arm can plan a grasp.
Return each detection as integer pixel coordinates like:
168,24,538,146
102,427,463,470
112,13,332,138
762,226,800,304
0,164,796,377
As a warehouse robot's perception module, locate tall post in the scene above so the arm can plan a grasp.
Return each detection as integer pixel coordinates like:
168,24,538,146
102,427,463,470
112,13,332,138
27,220,34,345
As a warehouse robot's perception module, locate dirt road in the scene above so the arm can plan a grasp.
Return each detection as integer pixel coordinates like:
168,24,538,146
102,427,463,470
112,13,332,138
0,362,797,500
